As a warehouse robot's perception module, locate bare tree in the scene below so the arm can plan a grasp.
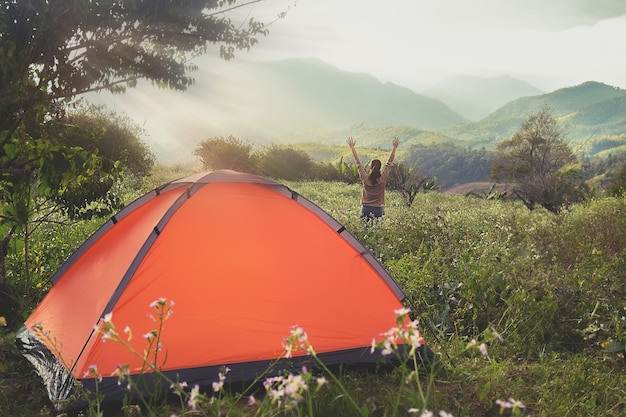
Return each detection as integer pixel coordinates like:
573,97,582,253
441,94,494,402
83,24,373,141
491,107,586,213
388,163,436,207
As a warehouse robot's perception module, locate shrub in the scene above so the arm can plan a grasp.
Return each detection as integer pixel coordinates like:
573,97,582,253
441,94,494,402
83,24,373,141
194,135,258,173
256,145,314,180
7,179,626,416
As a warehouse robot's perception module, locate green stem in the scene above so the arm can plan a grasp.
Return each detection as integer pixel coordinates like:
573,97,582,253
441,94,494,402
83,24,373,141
312,353,368,417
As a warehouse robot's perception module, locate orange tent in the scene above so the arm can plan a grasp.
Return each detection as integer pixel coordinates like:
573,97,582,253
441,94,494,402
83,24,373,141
17,170,411,405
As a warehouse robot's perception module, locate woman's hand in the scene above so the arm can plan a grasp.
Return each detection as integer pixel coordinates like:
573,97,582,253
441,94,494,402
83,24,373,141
392,137,400,148
347,137,356,148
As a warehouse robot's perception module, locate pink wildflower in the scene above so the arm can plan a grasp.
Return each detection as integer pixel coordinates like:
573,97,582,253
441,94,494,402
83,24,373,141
82,364,102,381
188,384,200,410
212,368,229,392
372,308,424,356
282,325,314,358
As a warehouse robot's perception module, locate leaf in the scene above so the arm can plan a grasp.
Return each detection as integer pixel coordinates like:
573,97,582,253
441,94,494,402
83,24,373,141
3,142,18,159
603,340,626,353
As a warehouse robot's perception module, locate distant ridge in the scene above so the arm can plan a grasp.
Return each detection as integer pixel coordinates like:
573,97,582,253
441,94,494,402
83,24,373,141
561,94,626,139
485,81,626,120
440,81,626,150
87,57,626,164
221,58,467,131
423,74,544,121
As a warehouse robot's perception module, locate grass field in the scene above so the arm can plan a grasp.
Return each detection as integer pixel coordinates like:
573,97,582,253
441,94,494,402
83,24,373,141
1,177,625,416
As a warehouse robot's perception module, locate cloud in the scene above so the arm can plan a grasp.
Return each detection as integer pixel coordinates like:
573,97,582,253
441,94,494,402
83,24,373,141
542,0,626,20
503,0,626,29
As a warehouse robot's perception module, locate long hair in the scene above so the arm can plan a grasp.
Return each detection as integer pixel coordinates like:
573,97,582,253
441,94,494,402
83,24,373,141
368,159,382,184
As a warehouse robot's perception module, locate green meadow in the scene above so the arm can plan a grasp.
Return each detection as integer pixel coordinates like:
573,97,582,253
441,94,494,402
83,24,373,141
1,175,625,416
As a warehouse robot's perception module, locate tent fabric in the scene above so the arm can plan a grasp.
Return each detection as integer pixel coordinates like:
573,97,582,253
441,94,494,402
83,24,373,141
18,170,410,406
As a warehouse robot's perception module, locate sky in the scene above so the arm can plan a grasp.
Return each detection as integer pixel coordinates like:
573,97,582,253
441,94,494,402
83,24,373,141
93,0,626,164
233,0,626,91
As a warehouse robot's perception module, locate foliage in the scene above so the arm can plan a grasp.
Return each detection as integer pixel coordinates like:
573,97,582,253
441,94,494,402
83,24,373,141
291,137,625,194
199,137,495,188
442,81,626,152
193,138,327,181
11,219,105,314
491,107,585,213
586,135,626,156
4,178,626,416
309,159,356,182
402,143,493,187
50,105,156,219
28,297,489,417
607,161,626,196
0,0,278,318
63,104,155,179
334,157,360,183
0,1,270,114
347,125,457,149
387,163,437,207
289,142,348,162
194,135,258,173
465,183,509,200
0,126,117,320
0,328,51,417
256,145,315,180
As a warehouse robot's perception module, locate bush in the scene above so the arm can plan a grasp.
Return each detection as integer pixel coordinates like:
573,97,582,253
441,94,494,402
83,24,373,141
256,145,314,180
7,178,626,416
194,135,258,173
64,105,155,179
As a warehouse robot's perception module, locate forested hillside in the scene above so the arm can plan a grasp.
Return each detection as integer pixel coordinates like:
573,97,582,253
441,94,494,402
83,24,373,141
284,79,626,166
440,82,626,153
88,58,626,166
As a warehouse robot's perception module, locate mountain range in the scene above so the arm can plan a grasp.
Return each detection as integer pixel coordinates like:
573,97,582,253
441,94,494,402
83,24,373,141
441,81,626,154
423,74,545,121
87,57,626,164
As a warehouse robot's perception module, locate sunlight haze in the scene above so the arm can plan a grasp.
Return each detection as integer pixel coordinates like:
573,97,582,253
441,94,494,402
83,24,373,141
246,0,626,90
89,0,626,164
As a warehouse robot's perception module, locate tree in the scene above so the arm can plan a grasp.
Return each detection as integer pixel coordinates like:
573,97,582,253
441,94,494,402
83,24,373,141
194,135,258,172
55,105,155,219
63,105,155,179
0,0,277,321
387,163,437,207
491,108,584,213
332,157,360,183
402,143,493,187
608,162,626,196
1,1,270,115
257,145,314,180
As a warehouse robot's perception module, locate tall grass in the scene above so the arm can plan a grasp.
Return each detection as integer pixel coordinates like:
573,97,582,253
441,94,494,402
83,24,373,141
289,181,626,415
2,178,626,416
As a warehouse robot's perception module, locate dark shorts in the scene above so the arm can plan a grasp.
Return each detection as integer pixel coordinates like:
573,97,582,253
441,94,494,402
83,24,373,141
360,205,384,219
